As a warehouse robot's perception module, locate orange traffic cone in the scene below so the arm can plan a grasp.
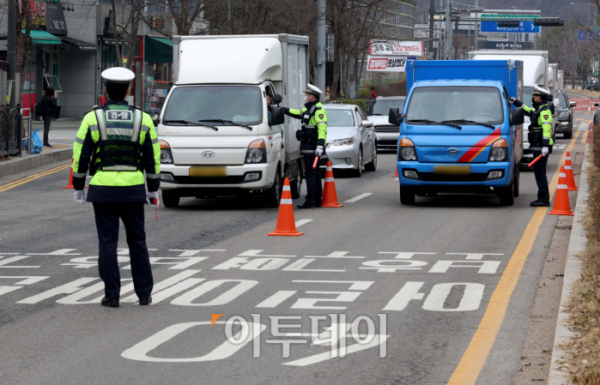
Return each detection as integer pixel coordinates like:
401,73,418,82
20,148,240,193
62,157,76,189
564,152,578,191
267,178,304,236
62,156,88,189
393,166,399,177
321,161,344,208
549,166,574,216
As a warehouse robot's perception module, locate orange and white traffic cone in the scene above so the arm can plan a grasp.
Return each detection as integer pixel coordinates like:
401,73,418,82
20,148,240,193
62,157,75,189
393,166,399,177
564,152,578,191
267,178,304,236
321,161,344,208
549,166,574,216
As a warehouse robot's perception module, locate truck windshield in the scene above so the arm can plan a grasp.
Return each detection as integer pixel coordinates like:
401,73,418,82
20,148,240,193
523,87,533,105
371,99,405,115
163,86,262,126
406,86,504,125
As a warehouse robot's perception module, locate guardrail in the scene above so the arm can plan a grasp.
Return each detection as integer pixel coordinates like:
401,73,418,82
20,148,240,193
21,107,32,154
0,105,22,157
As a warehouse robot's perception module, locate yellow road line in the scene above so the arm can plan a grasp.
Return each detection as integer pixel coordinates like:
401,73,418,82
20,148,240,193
582,130,589,144
0,163,71,193
448,130,581,385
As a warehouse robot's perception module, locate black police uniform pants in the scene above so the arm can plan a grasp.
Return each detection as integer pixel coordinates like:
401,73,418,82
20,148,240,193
93,202,153,300
532,151,550,203
301,143,323,206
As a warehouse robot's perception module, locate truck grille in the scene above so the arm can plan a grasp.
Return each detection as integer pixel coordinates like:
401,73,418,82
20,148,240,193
417,172,488,182
375,125,399,133
171,176,252,184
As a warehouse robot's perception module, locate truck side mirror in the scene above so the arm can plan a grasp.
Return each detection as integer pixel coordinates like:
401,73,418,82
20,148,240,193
272,94,283,106
388,107,404,125
270,106,285,126
510,107,525,126
570,101,577,107
149,108,161,126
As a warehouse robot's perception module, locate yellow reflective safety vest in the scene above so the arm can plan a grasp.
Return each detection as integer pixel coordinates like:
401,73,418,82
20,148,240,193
284,101,328,147
523,102,554,148
72,101,161,203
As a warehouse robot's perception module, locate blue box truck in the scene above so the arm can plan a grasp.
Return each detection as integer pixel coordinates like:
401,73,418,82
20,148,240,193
389,60,526,205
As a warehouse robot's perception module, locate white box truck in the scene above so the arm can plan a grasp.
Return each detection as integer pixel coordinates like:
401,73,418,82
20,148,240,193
468,50,549,164
558,69,565,90
155,34,309,208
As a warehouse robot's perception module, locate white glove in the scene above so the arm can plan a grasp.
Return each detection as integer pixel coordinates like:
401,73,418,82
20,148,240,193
507,97,516,104
542,147,549,157
315,146,324,157
74,190,86,204
146,191,160,207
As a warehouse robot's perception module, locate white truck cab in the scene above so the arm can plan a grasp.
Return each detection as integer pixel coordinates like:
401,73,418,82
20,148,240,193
156,34,309,207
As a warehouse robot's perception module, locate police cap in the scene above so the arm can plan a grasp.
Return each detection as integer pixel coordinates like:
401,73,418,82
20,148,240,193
305,84,323,97
101,67,135,85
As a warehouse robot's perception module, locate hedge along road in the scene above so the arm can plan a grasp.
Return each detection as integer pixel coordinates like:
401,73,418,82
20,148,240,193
0,127,585,385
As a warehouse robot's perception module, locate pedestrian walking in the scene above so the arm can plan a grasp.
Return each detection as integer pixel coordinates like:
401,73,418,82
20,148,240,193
41,87,57,147
71,67,161,308
511,86,554,207
282,84,328,209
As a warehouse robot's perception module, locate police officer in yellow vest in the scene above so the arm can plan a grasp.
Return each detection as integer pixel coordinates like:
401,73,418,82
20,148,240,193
511,86,554,207
283,84,327,209
72,68,161,307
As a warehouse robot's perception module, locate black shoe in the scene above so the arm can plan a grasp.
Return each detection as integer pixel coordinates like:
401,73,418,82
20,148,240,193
139,297,152,306
101,297,119,307
315,203,322,208
43,143,53,148
530,200,550,207
297,202,315,209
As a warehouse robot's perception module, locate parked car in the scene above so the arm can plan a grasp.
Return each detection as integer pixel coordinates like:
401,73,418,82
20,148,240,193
323,104,377,177
594,102,600,125
555,90,576,139
367,96,406,150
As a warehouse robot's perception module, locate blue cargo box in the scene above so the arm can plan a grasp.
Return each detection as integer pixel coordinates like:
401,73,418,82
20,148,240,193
406,60,524,100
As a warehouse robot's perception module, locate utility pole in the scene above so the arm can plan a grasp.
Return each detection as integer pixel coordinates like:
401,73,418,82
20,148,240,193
7,0,16,108
429,0,435,59
445,1,453,59
316,0,326,100
474,0,479,50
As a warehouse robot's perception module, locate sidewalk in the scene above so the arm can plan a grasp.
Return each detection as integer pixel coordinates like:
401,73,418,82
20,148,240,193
548,145,592,385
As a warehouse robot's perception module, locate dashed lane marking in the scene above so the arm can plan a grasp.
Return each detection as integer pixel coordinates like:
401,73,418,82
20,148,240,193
447,130,581,385
345,193,373,203
0,163,71,193
295,219,313,228
582,130,589,144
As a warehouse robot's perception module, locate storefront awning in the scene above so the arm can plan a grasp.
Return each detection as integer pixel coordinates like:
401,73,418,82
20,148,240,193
145,36,173,64
61,36,96,50
21,29,62,45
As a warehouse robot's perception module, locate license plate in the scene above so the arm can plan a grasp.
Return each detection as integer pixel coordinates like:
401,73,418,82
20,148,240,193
434,165,471,176
189,166,227,177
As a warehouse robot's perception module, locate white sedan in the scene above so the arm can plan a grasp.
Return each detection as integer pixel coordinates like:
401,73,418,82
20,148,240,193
322,104,377,177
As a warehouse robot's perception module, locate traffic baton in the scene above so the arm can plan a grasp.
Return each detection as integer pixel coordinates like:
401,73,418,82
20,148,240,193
150,198,158,221
312,156,319,169
528,154,544,168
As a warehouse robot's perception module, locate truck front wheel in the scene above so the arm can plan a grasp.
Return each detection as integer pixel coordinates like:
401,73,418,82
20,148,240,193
498,182,515,206
162,190,180,208
263,169,283,208
290,164,302,200
400,185,415,205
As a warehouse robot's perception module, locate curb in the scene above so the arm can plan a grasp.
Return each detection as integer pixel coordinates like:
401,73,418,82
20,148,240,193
0,148,73,178
548,145,591,385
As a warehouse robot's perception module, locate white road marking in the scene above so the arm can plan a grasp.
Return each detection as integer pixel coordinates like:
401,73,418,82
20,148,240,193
256,290,297,308
295,219,313,228
345,193,372,203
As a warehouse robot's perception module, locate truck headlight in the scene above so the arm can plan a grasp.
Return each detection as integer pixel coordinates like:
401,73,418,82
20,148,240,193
399,138,417,161
558,111,569,120
331,137,355,146
489,138,508,162
245,139,267,163
159,140,173,164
